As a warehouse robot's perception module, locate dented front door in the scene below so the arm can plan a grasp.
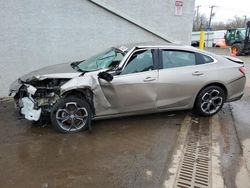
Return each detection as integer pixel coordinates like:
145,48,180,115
98,49,159,116
99,70,158,116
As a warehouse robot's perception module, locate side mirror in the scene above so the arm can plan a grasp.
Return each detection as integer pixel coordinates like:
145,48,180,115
98,72,113,82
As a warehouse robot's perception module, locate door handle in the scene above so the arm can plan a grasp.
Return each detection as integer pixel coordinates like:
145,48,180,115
192,71,204,76
143,77,156,82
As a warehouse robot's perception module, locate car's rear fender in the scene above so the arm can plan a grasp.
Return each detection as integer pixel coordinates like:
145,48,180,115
192,81,228,107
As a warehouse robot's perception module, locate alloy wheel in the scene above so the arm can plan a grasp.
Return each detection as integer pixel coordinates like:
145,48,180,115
200,89,223,114
55,102,88,132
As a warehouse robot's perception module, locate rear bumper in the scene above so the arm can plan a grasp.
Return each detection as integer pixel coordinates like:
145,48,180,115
226,76,246,102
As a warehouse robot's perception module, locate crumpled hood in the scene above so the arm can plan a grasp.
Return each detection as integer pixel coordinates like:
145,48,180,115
9,62,81,93
20,62,80,81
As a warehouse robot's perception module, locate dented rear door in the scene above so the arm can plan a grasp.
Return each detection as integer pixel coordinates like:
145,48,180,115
156,49,204,110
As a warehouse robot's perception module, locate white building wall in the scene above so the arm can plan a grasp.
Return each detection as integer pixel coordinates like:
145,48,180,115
0,0,195,96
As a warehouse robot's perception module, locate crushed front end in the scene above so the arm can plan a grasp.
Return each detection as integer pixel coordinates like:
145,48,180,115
10,78,69,122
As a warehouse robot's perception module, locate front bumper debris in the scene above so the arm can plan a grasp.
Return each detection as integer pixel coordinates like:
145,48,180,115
20,97,41,121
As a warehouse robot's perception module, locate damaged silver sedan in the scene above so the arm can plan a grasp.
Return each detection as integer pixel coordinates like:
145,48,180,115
9,43,246,133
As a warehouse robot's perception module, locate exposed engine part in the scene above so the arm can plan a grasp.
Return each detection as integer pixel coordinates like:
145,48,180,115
14,78,69,121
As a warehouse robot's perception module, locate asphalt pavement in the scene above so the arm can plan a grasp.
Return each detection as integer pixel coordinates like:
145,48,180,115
0,99,186,188
229,55,250,186
0,48,250,188
207,48,250,187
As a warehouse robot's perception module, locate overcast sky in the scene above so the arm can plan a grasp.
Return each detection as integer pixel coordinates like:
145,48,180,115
195,0,250,22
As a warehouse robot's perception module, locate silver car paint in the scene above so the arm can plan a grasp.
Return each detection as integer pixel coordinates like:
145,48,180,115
60,46,245,118
99,70,158,116
60,71,112,115
9,43,246,121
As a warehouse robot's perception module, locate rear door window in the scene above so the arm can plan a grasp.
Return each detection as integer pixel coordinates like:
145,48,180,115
162,50,196,69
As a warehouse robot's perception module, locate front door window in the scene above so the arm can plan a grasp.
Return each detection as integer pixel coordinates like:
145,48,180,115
121,50,154,75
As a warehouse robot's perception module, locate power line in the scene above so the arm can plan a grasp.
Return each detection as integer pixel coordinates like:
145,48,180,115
197,5,250,16
214,6,250,15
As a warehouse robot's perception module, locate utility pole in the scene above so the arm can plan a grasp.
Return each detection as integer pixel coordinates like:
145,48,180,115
196,5,201,31
243,15,247,25
208,5,216,31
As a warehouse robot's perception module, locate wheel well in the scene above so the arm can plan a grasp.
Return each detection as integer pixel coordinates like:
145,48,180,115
62,88,95,115
195,83,228,104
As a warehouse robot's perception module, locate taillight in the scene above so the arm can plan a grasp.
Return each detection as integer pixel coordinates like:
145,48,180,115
239,67,246,75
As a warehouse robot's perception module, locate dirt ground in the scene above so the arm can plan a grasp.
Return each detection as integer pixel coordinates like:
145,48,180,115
0,99,186,188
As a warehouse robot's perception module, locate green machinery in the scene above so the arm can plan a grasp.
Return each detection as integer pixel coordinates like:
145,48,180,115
225,21,250,56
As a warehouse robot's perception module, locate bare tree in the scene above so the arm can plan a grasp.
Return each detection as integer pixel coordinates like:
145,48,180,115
212,21,227,30
200,14,208,31
226,16,246,29
193,13,208,31
193,15,248,31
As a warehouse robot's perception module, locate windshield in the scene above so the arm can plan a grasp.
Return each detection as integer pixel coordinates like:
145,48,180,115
239,29,246,38
75,48,124,72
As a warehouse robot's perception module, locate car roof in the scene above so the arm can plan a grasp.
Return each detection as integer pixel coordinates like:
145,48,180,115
115,42,221,69
114,41,176,51
114,42,212,55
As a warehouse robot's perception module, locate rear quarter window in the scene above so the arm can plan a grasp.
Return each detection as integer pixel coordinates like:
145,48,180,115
196,53,215,64
202,54,214,63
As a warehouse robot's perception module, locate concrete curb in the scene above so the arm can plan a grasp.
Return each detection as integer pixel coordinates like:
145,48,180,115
211,115,225,188
229,103,250,185
162,115,191,188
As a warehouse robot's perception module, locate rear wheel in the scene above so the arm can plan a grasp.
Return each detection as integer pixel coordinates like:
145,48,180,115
231,43,243,56
51,96,91,133
194,86,225,117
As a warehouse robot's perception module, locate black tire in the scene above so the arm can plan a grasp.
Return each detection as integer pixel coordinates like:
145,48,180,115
231,43,243,56
50,96,91,133
194,86,225,117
